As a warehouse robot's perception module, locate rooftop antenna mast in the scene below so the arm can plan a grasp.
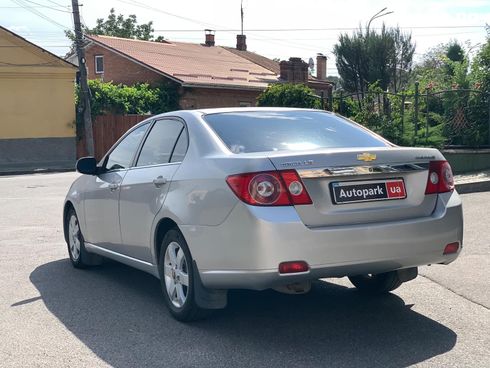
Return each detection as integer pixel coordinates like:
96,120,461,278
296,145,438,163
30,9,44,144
240,0,244,35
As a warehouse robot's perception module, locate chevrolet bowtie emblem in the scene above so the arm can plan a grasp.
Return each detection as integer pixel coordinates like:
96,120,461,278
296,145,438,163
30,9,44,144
357,153,377,162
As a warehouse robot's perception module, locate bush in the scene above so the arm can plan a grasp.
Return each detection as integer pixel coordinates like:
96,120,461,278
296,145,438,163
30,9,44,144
257,83,321,108
81,80,180,117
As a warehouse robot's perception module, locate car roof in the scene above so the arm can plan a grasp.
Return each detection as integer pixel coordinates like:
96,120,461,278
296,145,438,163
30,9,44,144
193,107,330,115
131,107,334,130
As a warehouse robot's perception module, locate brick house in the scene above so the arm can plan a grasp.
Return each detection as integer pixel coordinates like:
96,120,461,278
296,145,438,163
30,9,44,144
68,32,332,109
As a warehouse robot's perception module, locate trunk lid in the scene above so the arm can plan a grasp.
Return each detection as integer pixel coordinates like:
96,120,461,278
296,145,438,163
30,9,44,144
268,147,442,227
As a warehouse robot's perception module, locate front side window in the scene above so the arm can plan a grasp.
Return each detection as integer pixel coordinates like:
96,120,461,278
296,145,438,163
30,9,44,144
204,110,389,154
105,123,149,171
136,119,184,167
95,55,104,74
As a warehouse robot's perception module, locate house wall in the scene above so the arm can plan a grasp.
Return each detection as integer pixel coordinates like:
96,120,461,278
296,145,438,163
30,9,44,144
180,87,260,109
85,44,163,85
84,44,263,108
0,30,77,172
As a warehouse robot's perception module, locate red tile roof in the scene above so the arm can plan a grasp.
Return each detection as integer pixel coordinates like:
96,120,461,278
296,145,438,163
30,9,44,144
223,47,280,75
86,35,279,90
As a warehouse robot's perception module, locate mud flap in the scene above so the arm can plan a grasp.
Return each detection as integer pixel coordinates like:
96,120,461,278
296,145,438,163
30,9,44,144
397,267,418,282
192,261,227,309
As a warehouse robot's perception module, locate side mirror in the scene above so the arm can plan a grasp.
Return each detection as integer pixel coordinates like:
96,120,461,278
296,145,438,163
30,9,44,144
76,157,98,175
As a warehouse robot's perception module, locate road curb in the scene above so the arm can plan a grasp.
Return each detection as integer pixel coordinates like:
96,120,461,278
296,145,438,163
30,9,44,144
455,180,490,194
0,168,75,177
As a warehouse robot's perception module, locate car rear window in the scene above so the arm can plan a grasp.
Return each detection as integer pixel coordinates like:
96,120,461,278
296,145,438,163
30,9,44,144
203,110,388,154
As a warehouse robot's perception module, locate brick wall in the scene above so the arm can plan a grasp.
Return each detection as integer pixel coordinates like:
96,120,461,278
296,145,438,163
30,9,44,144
84,44,263,108
85,44,163,85
180,87,261,109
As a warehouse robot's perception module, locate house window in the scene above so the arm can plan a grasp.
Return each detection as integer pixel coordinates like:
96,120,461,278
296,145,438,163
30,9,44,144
239,101,252,107
95,55,104,74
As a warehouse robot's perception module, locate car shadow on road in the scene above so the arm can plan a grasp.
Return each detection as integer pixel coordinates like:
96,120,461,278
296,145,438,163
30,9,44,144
30,259,456,368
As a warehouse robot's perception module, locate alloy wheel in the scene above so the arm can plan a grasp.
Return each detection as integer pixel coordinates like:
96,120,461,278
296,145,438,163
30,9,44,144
68,214,81,261
164,241,189,308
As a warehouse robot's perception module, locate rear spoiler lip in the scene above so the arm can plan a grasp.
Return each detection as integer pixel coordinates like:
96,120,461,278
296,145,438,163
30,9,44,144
297,162,430,179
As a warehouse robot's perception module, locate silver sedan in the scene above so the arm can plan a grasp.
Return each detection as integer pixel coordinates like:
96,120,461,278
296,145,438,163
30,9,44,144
64,108,463,321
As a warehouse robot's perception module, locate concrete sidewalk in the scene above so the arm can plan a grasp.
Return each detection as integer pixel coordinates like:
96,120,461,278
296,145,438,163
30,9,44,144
454,169,490,194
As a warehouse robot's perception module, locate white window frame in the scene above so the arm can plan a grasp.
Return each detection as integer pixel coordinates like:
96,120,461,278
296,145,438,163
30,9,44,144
95,55,104,74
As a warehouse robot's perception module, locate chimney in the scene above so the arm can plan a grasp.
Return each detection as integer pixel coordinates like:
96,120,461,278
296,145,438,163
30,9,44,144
280,57,309,84
236,34,247,51
205,29,215,46
316,53,327,80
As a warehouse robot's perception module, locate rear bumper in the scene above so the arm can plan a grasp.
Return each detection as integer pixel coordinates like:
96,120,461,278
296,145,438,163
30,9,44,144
181,191,463,290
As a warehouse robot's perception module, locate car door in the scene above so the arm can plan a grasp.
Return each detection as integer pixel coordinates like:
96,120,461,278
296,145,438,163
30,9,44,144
118,118,188,262
83,123,150,250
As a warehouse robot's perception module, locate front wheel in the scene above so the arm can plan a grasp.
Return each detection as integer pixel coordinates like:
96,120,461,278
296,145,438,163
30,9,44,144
158,229,210,321
348,271,403,295
65,208,101,268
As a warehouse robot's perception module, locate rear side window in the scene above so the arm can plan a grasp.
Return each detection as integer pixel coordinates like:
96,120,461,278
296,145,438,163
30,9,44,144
170,129,188,163
136,119,184,167
203,110,388,154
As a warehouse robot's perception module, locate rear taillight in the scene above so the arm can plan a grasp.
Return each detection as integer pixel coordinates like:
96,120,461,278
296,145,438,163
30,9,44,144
226,170,312,206
425,160,455,194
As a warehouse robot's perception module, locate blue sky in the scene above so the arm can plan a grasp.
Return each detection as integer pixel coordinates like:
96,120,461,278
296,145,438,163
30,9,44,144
1,0,489,76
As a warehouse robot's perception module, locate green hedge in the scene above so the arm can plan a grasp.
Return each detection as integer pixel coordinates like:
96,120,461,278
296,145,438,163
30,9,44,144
79,80,180,117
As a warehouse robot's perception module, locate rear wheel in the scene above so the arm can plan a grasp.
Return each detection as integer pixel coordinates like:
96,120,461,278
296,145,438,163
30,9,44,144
158,229,210,321
348,271,403,295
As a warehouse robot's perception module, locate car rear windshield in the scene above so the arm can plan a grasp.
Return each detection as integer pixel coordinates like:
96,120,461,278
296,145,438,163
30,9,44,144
203,110,388,154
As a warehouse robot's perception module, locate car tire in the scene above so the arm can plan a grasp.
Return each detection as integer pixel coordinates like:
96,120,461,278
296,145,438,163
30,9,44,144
158,228,210,322
65,207,102,268
348,271,403,295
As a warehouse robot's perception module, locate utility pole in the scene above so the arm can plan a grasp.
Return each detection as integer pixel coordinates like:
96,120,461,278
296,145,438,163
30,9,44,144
71,0,94,156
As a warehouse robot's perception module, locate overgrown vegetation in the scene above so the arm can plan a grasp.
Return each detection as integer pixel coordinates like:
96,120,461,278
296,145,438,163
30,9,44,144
79,80,180,117
257,83,321,109
333,24,415,95
332,28,490,148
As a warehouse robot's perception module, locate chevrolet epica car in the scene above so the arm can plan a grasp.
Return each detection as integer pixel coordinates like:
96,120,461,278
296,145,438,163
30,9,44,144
64,108,463,321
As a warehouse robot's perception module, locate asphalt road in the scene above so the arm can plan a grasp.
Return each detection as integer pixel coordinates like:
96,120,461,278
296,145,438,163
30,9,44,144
0,172,488,368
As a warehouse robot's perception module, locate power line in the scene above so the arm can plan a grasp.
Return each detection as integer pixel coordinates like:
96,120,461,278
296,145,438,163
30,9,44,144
117,0,327,53
11,0,71,29
21,0,71,12
116,0,215,29
45,0,70,8
154,25,486,32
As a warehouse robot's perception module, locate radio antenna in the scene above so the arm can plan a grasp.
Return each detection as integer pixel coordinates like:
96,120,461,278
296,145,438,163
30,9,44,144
240,0,244,35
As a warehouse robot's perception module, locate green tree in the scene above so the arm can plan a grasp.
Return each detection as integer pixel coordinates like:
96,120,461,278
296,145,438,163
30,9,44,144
446,41,465,62
256,83,321,108
467,29,490,145
90,8,154,40
333,24,415,96
65,8,164,50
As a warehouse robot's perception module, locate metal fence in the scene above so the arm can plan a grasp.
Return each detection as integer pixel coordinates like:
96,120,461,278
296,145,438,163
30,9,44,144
319,85,490,148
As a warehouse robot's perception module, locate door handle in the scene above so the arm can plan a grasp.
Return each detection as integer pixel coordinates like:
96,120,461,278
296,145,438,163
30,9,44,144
153,176,167,188
108,183,119,192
